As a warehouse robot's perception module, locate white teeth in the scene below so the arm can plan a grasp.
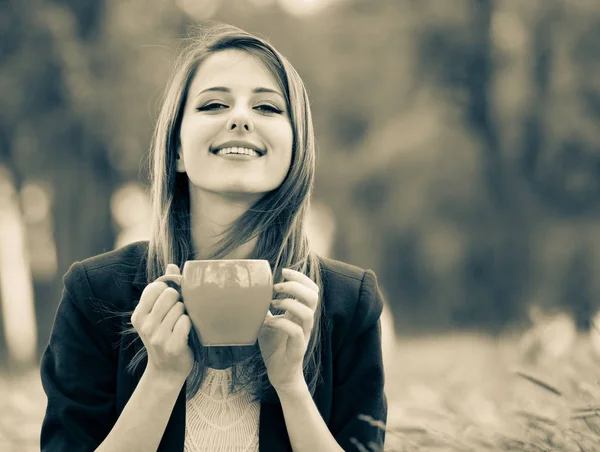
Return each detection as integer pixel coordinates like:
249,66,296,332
215,147,260,157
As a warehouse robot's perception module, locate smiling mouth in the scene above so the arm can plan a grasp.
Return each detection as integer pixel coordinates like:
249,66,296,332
210,146,265,157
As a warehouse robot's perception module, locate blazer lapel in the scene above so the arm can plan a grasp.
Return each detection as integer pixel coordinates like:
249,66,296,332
259,400,292,451
158,383,186,451
132,249,149,294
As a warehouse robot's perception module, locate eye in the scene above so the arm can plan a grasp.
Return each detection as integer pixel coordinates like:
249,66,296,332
255,104,283,114
197,102,228,111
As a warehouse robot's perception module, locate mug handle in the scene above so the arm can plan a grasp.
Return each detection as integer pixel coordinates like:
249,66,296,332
155,274,183,291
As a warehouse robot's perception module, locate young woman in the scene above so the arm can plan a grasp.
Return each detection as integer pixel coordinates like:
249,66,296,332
40,24,387,451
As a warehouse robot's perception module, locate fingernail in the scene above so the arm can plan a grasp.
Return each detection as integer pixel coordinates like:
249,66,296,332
282,268,292,275
274,283,284,291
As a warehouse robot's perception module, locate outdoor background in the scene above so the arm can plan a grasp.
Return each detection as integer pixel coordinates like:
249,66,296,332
1,0,600,450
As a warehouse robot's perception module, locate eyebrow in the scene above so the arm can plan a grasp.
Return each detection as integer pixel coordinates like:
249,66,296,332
196,86,284,99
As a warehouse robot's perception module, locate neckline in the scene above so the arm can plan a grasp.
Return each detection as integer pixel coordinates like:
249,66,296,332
206,366,233,372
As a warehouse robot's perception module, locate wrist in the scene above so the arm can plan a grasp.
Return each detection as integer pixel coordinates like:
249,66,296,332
144,365,187,391
273,374,309,399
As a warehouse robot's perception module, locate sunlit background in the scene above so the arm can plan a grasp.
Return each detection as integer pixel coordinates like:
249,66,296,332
1,0,600,450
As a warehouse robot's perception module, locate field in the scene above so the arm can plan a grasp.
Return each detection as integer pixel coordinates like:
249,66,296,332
379,332,600,452
1,332,599,451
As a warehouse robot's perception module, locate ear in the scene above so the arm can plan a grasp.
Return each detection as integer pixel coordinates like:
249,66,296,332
176,145,186,173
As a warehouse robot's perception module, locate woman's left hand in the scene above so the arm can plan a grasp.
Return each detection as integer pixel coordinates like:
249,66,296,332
258,268,319,394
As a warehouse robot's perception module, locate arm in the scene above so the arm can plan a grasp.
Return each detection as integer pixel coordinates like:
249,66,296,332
329,269,388,450
40,262,186,451
272,269,387,452
276,380,344,452
41,263,119,451
95,368,184,452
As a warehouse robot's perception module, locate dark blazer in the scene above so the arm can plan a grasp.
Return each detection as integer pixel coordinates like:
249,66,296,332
40,241,387,451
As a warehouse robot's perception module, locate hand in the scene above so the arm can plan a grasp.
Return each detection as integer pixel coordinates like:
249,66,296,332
131,264,194,383
258,268,319,393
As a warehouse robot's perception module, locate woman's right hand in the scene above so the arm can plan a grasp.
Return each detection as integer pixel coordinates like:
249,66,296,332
131,264,194,382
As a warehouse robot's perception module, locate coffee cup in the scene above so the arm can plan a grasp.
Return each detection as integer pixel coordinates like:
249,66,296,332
156,259,273,346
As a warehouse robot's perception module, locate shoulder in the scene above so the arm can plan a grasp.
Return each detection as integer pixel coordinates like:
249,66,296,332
317,257,385,352
73,240,148,275
62,241,148,308
319,256,365,282
49,242,148,358
318,256,370,309
318,257,383,314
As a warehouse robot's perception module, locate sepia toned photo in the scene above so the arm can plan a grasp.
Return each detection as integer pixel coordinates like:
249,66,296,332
1,0,599,451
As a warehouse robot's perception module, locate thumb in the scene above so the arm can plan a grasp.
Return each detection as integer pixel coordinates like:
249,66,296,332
165,263,181,275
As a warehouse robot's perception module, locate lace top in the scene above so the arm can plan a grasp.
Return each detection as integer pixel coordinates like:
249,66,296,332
184,367,260,452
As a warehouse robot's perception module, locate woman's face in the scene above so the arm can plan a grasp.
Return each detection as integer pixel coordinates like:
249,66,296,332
178,49,293,200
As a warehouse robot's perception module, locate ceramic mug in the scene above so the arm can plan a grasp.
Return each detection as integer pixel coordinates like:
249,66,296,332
156,259,273,346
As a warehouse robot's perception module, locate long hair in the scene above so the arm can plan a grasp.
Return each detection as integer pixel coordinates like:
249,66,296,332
116,23,326,402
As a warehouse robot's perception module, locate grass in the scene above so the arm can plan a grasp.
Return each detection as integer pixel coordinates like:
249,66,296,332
2,327,599,451
360,331,600,451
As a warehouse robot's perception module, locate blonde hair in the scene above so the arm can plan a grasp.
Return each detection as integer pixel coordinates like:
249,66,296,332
120,23,326,402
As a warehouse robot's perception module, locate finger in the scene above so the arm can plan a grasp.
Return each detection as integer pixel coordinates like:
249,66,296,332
161,264,182,290
166,264,180,275
265,316,305,347
136,281,170,317
281,268,319,293
171,314,192,344
149,287,180,324
271,298,314,332
269,303,296,325
159,301,186,334
266,313,285,321
273,281,318,310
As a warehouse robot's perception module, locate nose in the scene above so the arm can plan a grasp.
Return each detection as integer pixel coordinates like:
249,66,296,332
225,107,254,133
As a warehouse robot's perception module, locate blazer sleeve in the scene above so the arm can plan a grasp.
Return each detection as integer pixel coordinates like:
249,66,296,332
330,269,388,451
40,262,118,452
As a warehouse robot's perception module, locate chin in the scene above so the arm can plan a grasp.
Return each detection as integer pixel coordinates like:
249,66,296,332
189,177,282,200
213,186,270,200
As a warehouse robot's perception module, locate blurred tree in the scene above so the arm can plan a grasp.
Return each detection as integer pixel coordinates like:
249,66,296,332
300,0,598,331
1,0,118,358
2,0,600,355
560,245,594,329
